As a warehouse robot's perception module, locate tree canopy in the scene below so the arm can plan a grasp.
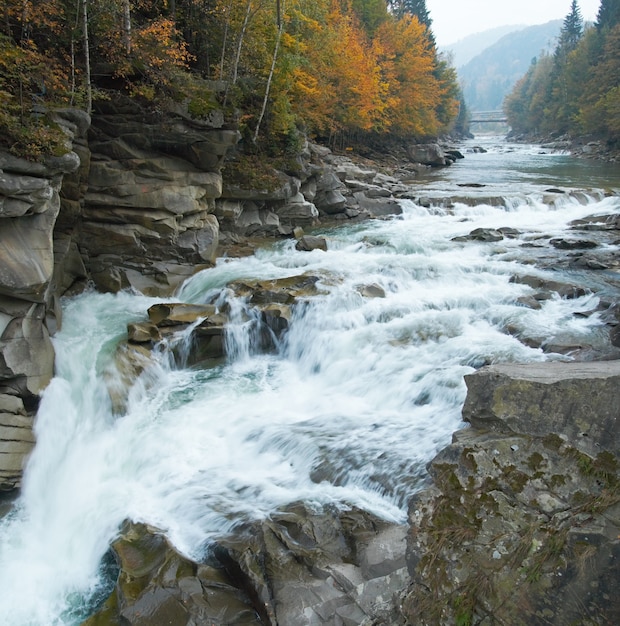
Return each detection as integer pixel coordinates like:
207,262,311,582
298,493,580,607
504,0,620,141
0,0,460,159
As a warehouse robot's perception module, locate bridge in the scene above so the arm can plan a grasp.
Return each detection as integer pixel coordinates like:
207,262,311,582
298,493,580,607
469,110,508,123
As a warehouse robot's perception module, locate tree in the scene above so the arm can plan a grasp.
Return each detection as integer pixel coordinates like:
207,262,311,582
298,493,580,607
579,22,620,137
253,0,286,142
557,0,583,56
389,0,431,30
597,0,620,30
350,0,388,34
375,14,442,136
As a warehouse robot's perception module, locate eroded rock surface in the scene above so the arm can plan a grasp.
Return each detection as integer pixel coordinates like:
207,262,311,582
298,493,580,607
0,109,87,489
401,361,620,626
86,504,408,626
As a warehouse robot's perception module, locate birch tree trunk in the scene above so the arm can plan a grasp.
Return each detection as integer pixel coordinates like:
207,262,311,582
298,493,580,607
219,0,234,80
222,0,253,108
123,0,132,54
82,0,92,114
253,0,285,143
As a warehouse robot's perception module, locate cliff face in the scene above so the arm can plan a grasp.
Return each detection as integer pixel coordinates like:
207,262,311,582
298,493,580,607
0,109,88,489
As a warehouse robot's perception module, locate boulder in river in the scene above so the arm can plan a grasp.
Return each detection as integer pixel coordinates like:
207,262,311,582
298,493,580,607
86,504,408,626
406,143,449,167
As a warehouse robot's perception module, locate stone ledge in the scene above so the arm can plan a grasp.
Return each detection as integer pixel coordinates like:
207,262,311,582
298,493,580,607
462,361,620,457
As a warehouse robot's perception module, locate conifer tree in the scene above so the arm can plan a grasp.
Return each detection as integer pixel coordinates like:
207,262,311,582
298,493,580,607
596,0,620,30
557,0,583,55
389,0,432,30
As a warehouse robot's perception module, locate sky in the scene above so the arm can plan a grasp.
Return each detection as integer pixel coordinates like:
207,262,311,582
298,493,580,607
427,0,602,46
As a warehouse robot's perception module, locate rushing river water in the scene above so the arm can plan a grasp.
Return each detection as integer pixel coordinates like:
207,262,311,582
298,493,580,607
1,137,619,624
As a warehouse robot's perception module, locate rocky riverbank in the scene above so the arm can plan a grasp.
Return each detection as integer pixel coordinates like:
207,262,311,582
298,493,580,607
0,100,466,491
83,361,620,626
1,105,620,624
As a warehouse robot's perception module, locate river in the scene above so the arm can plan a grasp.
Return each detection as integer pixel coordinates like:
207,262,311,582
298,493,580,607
0,137,619,624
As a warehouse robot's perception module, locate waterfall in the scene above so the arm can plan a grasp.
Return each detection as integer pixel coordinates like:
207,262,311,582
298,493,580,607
0,141,618,625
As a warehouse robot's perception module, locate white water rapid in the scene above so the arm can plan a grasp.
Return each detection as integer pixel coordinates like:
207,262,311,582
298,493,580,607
1,139,619,624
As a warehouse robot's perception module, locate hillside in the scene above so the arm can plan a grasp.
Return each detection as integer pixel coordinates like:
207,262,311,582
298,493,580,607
459,20,562,112
440,24,526,68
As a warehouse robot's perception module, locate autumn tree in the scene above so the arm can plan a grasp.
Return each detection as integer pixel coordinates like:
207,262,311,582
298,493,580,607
375,14,441,136
579,22,620,137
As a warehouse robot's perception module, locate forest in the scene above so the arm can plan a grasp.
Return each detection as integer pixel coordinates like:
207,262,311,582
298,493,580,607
504,0,620,142
0,0,464,160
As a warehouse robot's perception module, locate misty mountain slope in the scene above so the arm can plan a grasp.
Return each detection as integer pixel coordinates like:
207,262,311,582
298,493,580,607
440,24,526,68
459,20,561,112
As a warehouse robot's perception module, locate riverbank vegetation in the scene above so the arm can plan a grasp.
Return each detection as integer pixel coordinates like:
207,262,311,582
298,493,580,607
0,0,463,160
504,0,620,142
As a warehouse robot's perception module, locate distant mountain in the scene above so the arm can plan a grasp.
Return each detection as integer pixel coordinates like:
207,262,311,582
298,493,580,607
458,20,562,112
440,25,526,68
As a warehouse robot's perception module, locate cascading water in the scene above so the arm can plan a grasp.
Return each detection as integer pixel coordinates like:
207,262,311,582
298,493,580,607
0,139,619,624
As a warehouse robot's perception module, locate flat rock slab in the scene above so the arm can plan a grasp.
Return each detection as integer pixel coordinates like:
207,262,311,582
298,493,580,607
463,361,620,456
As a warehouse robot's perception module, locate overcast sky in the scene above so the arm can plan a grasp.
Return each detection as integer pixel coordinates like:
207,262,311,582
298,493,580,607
427,0,602,45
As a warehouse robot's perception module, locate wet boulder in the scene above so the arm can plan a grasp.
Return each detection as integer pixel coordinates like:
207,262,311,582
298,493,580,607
452,227,504,242
510,275,587,299
406,143,449,166
550,237,598,250
83,522,261,626
212,503,409,626
228,274,323,306
295,235,327,252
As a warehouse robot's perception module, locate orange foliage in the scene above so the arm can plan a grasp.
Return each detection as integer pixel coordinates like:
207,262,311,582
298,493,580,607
375,14,442,136
289,1,387,134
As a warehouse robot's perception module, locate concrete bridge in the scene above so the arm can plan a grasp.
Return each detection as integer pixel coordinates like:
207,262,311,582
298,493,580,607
470,110,508,123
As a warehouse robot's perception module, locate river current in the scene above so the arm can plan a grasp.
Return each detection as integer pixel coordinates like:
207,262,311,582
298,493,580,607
1,137,619,624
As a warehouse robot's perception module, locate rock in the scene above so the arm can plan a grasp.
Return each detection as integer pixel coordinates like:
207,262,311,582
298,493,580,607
401,361,620,626
79,101,240,295
83,522,261,626
0,394,34,490
214,504,408,626
295,235,327,252
406,143,448,166
127,322,162,344
510,275,587,299
314,171,348,215
550,237,598,249
353,193,402,217
357,283,386,298
276,193,319,227
147,303,220,326
0,303,55,397
335,164,377,183
462,361,620,456
229,274,323,305
444,149,465,160
88,506,408,626
452,227,504,242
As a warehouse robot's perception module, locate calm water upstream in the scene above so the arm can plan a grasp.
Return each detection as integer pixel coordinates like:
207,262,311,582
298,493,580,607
1,137,619,624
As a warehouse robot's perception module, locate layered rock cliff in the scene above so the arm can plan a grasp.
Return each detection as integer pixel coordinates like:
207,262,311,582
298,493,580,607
0,109,88,489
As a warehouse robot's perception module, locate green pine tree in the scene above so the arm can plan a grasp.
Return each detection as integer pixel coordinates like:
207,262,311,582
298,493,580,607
596,0,620,30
